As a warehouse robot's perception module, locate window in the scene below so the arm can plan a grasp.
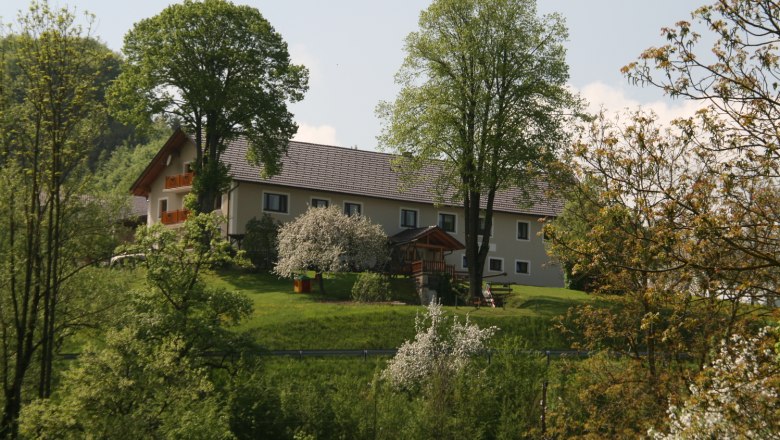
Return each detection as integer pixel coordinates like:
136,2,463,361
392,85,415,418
515,260,530,274
311,198,329,208
344,202,362,216
478,217,492,236
400,208,418,228
438,213,456,233
183,162,193,173
263,192,288,213
461,255,468,269
489,258,503,272
158,198,168,219
517,221,530,240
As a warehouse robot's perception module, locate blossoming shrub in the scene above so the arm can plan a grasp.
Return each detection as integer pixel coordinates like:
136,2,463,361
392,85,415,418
650,327,780,439
274,206,389,293
382,301,497,390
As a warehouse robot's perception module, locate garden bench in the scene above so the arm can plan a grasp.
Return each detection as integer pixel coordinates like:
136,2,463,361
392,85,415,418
473,283,511,308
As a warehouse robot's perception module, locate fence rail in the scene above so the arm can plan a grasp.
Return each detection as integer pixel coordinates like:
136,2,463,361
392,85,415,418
59,348,669,361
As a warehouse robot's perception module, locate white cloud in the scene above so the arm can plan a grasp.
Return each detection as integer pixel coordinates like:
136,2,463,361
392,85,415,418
578,81,703,126
289,43,320,85
293,122,339,145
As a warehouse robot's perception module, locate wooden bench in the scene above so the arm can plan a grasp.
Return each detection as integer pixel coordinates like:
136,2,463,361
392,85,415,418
472,283,512,308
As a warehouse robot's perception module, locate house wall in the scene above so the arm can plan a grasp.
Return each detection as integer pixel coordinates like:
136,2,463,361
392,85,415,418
145,140,226,227
146,140,193,224
230,181,563,287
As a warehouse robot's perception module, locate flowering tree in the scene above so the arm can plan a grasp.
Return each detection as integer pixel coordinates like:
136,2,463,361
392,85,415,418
650,327,780,439
274,206,389,294
382,302,498,391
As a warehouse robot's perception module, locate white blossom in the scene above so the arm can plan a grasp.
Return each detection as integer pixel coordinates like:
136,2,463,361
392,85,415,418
274,206,389,277
650,327,780,440
382,302,498,390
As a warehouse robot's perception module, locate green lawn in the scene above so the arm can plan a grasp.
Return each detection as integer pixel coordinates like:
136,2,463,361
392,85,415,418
206,269,593,350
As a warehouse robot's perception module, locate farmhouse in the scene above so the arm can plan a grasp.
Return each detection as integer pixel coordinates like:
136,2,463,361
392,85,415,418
130,129,564,287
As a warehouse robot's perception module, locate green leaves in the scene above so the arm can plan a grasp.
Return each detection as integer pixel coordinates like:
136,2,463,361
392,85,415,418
108,0,309,212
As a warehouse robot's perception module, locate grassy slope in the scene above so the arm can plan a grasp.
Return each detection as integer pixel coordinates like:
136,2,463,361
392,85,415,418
206,270,593,350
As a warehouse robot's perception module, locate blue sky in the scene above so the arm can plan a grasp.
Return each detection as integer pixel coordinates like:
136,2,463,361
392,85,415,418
1,0,704,149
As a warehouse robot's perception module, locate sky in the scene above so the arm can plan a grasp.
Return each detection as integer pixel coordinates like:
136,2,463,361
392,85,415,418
0,0,705,150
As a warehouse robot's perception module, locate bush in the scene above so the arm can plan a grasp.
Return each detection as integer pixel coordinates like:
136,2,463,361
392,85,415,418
351,272,391,302
243,215,279,271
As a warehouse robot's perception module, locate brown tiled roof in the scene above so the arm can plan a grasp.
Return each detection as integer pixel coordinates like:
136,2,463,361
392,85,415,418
223,138,562,217
389,226,466,250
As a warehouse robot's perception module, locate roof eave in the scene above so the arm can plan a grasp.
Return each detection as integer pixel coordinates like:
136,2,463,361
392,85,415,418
129,128,190,197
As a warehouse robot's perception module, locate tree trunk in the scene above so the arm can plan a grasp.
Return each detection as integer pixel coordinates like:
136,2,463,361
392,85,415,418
1,386,21,439
316,272,325,294
465,189,485,299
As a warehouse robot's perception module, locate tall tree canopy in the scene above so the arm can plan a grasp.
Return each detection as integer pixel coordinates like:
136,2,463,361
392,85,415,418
0,1,123,437
378,0,580,297
109,0,308,213
617,0,780,306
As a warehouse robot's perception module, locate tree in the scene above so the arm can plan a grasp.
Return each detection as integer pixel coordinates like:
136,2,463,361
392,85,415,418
622,0,780,304
242,214,280,272
0,2,121,436
120,213,253,361
382,301,497,438
19,214,252,439
378,0,580,299
0,35,136,171
19,328,234,440
91,119,171,195
382,301,497,391
274,206,389,294
109,0,308,213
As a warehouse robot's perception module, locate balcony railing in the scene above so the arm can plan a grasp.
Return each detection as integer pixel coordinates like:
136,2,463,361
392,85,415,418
410,260,455,278
164,172,194,190
160,209,190,225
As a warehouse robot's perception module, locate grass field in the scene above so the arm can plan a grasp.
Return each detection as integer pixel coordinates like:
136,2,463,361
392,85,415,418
205,269,593,350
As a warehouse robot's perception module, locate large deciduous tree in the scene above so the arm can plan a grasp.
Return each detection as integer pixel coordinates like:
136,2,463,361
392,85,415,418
274,207,389,294
378,0,580,298
109,0,308,213
19,213,251,439
622,0,780,297
543,1,780,434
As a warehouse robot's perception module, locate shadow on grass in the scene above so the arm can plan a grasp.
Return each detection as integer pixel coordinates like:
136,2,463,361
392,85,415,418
509,296,581,317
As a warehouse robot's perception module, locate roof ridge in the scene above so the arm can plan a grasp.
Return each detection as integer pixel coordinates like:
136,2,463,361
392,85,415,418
287,139,396,159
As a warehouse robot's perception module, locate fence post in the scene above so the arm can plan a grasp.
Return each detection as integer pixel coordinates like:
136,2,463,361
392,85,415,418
541,350,550,436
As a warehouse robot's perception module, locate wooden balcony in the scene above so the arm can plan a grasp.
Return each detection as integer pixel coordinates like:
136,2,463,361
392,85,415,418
410,260,455,278
160,209,190,225
164,172,194,191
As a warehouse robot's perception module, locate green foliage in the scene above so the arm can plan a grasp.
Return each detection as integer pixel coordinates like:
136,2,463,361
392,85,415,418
243,214,280,272
109,0,308,212
546,354,684,439
223,340,552,439
119,214,253,359
19,328,234,440
429,273,464,306
92,120,170,195
22,214,253,439
351,272,392,302
0,2,132,434
378,0,581,297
